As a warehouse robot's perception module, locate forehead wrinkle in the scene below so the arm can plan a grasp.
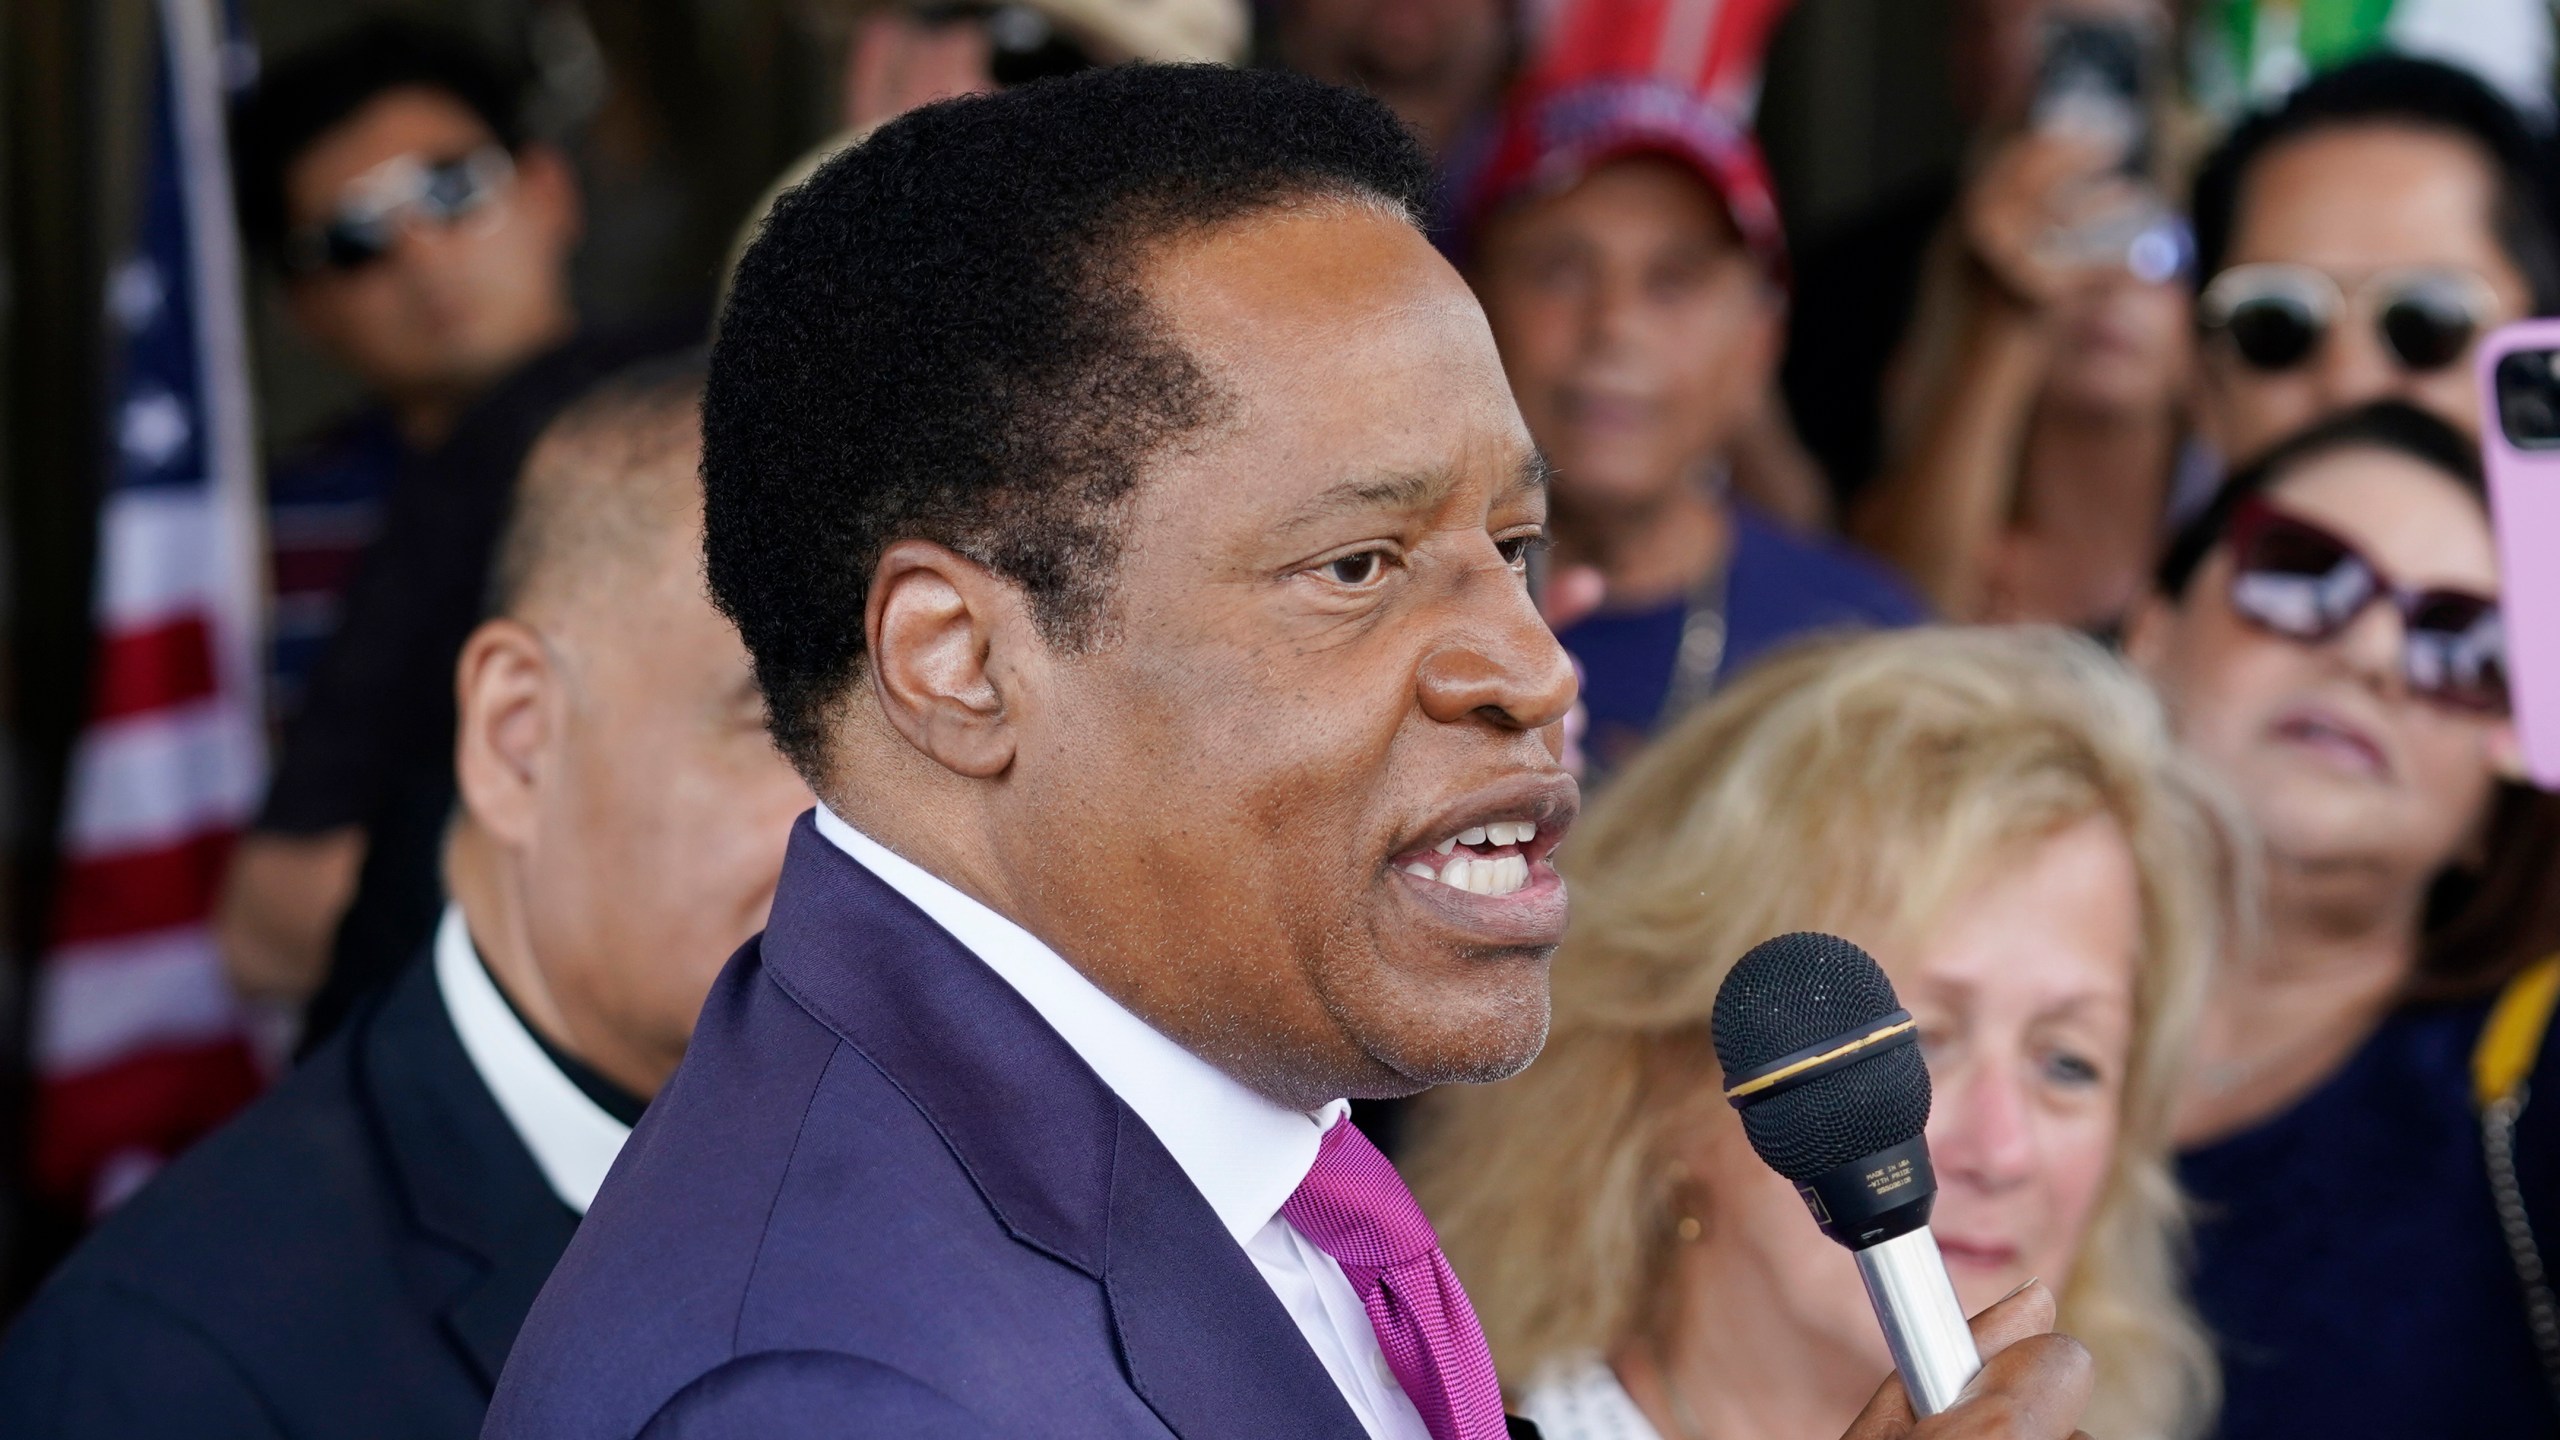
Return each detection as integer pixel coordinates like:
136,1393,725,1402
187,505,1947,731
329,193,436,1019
1276,467,1460,533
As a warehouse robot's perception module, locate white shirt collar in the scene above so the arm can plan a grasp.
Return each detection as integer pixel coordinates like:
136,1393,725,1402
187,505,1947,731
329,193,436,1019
813,804,1345,1246
433,905,633,1215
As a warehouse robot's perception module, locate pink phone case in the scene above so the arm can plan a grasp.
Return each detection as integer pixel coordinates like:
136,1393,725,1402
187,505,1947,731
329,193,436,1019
2477,319,2560,790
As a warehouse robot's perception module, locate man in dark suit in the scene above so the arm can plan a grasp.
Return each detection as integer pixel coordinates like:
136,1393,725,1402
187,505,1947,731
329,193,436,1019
0,361,813,1437
489,67,2096,1440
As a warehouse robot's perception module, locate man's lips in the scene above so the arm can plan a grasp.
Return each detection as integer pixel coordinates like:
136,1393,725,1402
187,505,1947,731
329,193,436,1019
1385,772,1578,946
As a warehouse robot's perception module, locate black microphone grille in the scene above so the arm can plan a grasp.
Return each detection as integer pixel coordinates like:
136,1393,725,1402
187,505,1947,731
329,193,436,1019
1711,932,1931,1183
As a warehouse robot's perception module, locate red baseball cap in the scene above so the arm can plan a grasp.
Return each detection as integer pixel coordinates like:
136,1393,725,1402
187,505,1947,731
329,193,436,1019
1451,76,1788,279
1449,0,1790,274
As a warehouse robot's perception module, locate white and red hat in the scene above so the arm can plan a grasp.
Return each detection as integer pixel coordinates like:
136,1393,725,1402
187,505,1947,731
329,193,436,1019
1452,0,1793,276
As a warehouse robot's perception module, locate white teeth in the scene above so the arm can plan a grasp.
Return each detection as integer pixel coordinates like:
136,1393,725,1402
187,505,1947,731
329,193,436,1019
1402,851,1531,897
1491,820,1537,846
1458,825,1488,846
1435,836,1458,855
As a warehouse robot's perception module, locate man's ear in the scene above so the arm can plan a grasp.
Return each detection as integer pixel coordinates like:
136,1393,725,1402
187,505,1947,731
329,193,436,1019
866,539,1029,779
454,618,559,848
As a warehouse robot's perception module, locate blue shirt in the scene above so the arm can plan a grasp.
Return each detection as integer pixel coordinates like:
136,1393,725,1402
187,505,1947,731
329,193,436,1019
2180,997,2560,1439
1556,507,1926,774
265,408,404,725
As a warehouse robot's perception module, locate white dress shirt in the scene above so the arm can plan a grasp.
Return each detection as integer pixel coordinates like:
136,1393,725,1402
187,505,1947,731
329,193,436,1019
433,906,633,1215
814,805,1432,1440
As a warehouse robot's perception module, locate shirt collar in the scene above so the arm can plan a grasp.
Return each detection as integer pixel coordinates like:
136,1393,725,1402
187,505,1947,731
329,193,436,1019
813,804,1345,1245
434,905,634,1214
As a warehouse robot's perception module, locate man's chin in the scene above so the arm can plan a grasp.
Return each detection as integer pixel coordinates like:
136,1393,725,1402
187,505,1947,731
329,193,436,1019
1352,984,1553,1095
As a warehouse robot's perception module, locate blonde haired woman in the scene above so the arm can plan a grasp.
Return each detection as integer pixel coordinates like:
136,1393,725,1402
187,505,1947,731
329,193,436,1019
1408,627,2237,1440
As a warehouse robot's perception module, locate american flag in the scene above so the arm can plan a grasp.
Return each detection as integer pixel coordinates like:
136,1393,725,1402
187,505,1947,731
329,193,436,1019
28,0,271,1217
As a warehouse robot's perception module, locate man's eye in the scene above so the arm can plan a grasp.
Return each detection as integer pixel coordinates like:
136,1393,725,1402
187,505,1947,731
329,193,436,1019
1496,534,1542,571
1325,551,1388,586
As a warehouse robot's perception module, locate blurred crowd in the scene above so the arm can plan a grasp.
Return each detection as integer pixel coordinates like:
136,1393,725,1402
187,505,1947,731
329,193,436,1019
7,0,2560,1437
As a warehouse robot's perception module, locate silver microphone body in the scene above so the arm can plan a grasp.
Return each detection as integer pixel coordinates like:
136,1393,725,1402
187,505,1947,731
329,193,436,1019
1853,1228,1982,1416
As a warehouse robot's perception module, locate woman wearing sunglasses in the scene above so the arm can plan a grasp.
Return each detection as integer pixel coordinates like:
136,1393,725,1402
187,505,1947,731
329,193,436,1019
2124,400,2560,1438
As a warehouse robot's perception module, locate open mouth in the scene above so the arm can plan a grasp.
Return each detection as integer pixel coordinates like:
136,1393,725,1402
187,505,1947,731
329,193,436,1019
1381,775,1578,947
2272,704,2391,778
1395,819,1544,898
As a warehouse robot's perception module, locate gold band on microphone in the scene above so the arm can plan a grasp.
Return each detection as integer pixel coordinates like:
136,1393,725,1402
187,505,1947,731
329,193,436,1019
1723,1016,1918,1104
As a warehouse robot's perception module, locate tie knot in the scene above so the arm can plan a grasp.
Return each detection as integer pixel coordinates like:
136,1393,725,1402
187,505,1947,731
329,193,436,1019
1280,1117,1440,1275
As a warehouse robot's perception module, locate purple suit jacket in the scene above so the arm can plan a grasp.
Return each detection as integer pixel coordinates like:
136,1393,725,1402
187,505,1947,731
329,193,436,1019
482,815,1374,1438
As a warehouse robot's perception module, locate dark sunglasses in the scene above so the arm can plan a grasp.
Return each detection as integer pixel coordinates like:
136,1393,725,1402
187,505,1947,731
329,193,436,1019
285,146,515,277
2198,262,2501,374
2224,496,2508,713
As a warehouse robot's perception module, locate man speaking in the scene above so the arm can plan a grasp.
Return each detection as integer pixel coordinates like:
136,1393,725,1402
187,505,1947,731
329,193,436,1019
488,66,2092,1439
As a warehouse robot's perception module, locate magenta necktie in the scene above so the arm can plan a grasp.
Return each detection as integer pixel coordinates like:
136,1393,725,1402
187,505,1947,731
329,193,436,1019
1280,1117,1508,1440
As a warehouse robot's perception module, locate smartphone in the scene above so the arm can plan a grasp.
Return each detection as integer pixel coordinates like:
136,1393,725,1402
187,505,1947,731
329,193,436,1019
2031,13,2185,280
2031,12,2157,175
2476,319,2560,789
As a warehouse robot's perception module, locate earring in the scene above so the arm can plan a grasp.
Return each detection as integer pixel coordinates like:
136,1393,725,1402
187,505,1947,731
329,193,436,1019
1676,1214,1702,1243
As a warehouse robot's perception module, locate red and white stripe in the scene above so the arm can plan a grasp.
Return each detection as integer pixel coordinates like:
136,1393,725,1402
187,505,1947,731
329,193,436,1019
30,0,272,1217
1531,0,1796,117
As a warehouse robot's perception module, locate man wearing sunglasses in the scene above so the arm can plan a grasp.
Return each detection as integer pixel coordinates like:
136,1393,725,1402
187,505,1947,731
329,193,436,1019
2188,54,2560,469
232,24,579,452
219,22,592,1018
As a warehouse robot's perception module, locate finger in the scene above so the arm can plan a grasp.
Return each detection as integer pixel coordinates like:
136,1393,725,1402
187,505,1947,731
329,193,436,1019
1979,132,2115,206
1833,1281,2070,1440
2014,132,2120,188
1933,1334,2095,1438
1840,1366,1915,1440
1968,1279,2058,1359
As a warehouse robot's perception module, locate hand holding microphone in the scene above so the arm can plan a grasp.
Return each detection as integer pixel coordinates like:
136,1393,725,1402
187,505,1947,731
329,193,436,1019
1714,933,2095,1438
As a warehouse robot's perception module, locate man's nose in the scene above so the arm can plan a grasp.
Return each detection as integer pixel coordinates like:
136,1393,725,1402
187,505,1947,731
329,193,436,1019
1584,270,1651,355
2311,320,2405,411
1929,1058,2037,1193
1415,566,1580,733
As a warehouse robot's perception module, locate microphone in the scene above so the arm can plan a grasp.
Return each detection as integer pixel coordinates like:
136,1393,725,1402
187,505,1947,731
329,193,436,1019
1710,931,1982,1416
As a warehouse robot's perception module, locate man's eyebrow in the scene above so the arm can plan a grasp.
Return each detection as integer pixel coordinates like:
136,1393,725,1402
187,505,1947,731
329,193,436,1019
1280,452,1552,529
1281,468,1457,526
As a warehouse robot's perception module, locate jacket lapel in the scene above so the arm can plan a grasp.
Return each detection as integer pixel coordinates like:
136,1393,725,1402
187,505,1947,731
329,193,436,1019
1105,1115,1370,1440
762,817,1367,1439
359,957,582,1388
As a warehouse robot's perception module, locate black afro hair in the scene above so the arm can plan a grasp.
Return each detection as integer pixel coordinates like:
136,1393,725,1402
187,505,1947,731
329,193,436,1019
703,64,1434,778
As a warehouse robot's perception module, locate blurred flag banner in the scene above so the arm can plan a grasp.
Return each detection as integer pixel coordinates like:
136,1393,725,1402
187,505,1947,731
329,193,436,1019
2194,0,2554,119
29,0,270,1218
